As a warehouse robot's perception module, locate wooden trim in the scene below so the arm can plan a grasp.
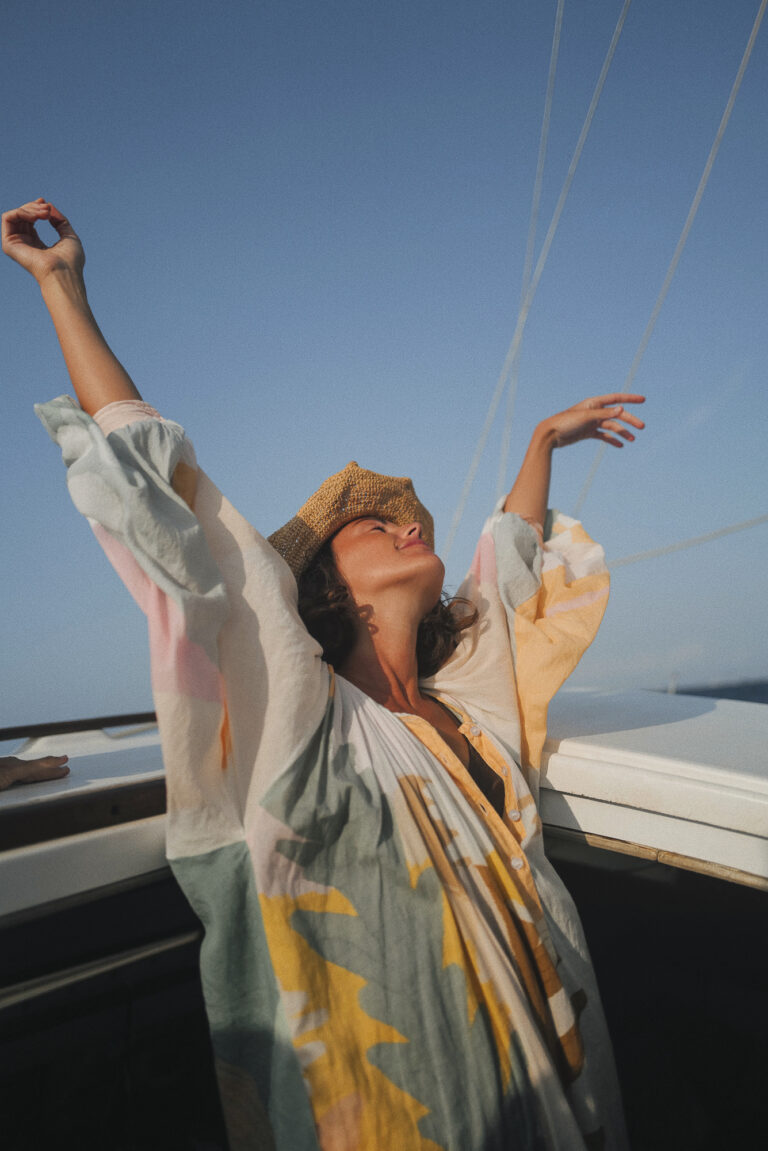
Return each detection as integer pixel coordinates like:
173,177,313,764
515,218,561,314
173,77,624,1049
545,824,768,892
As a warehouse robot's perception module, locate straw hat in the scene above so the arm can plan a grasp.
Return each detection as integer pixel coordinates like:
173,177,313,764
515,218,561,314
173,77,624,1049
268,461,434,579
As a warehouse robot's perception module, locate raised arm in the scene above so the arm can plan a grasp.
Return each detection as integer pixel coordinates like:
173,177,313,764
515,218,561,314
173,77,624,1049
503,393,646,529
2,199,141,416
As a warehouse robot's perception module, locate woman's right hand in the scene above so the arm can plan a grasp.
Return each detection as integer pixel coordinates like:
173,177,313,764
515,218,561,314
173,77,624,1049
3,197,141,413
1,198,84,285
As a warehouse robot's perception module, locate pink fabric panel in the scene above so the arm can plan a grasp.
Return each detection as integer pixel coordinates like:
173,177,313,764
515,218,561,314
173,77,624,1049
145,584,223,701
93,400,164,436
91,523,153,614
92,523,222,701
469,531,498,584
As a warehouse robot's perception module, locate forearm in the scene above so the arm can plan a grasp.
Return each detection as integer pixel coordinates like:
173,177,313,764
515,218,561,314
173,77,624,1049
502,392,646,531
40,268,141,416
503,422,556,529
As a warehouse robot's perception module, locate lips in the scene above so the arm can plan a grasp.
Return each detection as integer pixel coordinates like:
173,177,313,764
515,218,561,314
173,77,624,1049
400,539,431,551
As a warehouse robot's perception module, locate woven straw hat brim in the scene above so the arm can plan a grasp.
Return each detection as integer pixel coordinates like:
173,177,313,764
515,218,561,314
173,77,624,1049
267,460,434,579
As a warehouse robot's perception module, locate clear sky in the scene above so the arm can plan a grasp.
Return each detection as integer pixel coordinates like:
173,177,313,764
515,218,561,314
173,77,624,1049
2,0,767,730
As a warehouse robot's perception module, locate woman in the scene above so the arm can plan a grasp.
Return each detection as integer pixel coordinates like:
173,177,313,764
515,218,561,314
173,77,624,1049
4,199,644,1151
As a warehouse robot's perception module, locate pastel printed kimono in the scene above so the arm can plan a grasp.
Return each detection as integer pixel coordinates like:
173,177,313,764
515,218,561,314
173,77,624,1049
39,396,627,1151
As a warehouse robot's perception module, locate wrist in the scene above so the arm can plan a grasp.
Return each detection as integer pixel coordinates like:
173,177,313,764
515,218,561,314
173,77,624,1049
39,264,89,309
532,419,558,452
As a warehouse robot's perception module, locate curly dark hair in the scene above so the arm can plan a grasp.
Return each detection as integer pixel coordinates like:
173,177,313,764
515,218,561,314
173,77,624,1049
297,542,478,679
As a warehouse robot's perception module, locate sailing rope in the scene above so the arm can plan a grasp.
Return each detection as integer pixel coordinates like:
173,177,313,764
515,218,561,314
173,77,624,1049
611,513,768,568
496,0,565,502
442,0,633,559
573,0,768,515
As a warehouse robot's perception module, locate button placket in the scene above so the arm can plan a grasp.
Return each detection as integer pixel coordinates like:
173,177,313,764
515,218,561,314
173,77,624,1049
440,712,531,880
414,705,522,837
456,722,530,877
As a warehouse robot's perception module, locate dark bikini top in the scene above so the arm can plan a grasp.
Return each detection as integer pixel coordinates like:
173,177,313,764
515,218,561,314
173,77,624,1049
431,698,506,820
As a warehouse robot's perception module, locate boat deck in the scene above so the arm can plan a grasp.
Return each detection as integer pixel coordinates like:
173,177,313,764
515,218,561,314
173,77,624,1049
1,690,766,1149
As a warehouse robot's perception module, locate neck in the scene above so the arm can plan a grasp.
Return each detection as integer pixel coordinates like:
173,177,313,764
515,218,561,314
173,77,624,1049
337,596,425,713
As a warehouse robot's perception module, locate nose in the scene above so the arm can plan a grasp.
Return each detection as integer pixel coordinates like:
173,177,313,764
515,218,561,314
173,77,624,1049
402,521,423,539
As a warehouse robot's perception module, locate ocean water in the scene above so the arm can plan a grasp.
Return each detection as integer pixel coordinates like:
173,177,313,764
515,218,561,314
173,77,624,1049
676,678,768,704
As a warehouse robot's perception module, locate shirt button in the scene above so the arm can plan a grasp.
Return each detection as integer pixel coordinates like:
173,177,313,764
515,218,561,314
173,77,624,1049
469,724,481,736
510,857,524,871
508,809,521,821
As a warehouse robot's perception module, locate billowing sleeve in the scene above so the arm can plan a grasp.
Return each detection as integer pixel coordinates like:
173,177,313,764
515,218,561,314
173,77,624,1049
36,395,330,859
427,500,608,794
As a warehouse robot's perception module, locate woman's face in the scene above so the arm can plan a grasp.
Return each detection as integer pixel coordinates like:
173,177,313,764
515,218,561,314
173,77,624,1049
330,517,444,608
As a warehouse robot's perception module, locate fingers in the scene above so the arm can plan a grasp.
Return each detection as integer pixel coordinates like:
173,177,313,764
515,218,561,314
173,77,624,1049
2,199,51,227
46,201,79,241
583,392,646,408
1,200,52,255
578,394,645,424
593,412,641,447
17,755,70,785
607,405,645,430
2,203,40,240
2,198,83,279
2,198,75,243
0,754,70,790
599,418,636,442
588,404,645,433
594,430,625,449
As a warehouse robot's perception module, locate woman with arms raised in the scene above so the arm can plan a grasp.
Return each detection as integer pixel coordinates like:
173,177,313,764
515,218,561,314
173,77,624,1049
4,198,643,1151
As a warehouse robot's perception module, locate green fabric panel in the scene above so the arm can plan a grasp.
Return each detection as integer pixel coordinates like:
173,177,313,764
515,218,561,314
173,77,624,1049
263,703,544,1149
493,513,543,613
171,840,320,1151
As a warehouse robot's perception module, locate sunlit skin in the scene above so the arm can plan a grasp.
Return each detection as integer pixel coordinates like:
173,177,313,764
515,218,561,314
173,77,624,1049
2,196,646,769
332,518,444,611
331,516,475,762
329,385,644,755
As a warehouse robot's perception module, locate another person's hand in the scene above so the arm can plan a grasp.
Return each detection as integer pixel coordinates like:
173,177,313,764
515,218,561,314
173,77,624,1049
541,393,645,449
1,198,84,285
0,754,70,791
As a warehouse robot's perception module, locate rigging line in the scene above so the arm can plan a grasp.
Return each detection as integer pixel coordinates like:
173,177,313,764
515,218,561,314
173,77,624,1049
496,0,565,502
573,0,768,517
611,513,768,568
443,0,633,559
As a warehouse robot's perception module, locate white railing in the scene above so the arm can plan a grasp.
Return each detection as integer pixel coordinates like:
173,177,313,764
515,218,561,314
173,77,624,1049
2,690,766,921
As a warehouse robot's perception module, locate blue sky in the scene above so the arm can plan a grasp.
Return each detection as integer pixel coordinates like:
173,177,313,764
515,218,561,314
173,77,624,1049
2,0,767,728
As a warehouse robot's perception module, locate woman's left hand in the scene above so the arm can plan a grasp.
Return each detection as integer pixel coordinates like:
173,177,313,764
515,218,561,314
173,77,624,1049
541,393,645,449
505,394,645,524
